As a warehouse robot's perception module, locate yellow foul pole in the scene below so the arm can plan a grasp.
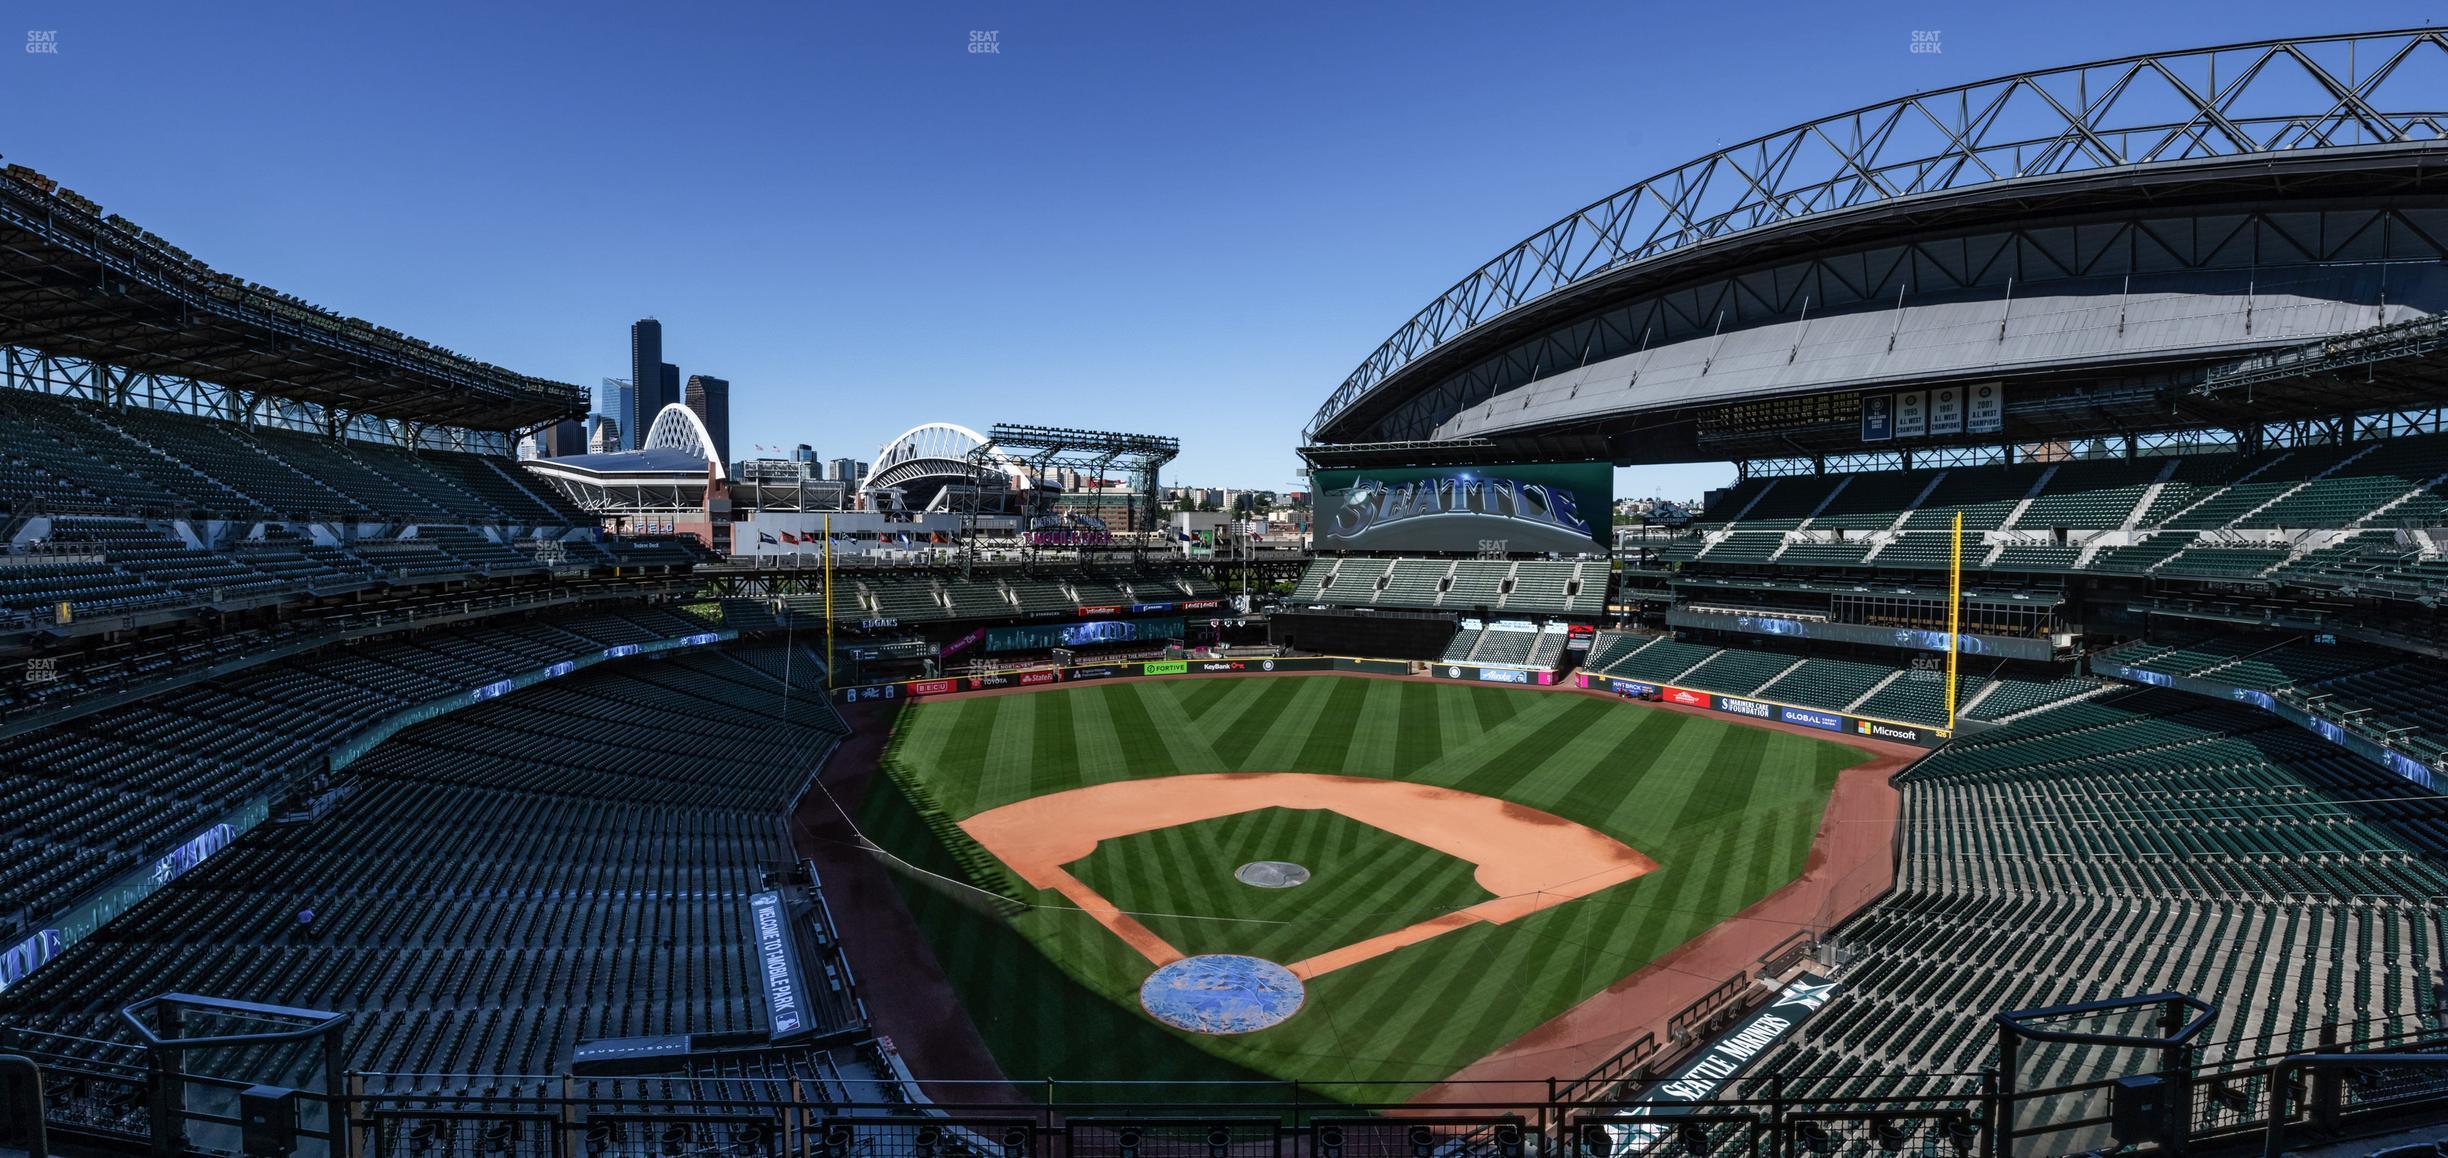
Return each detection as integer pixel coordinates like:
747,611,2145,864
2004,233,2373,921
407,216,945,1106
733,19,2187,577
1944,509,1963,735
823,514,836,691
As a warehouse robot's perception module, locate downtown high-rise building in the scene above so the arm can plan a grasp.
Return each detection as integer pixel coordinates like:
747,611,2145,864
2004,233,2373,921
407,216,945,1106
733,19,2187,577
588,416,622,454
596,377,634,449
684,374,731,467
627,320,664,451
825,457,868,485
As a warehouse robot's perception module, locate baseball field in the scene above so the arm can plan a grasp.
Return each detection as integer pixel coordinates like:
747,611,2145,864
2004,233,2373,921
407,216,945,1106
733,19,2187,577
860,674,1870,1094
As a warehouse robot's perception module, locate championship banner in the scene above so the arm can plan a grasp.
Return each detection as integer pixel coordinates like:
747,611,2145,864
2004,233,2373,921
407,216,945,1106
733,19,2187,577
1928,385,1964,435
1966,381,2004,433
1893,390,1928,438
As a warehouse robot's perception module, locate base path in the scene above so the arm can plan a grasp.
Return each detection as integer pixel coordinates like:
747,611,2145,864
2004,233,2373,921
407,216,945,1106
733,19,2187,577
958,772,1658,980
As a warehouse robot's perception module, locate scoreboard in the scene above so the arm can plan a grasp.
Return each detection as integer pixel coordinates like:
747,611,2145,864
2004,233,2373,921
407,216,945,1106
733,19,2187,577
1697,392,1861,443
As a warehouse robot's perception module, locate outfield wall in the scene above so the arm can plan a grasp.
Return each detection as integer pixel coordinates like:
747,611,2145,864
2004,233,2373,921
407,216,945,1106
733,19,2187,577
1573,672,1953,747
834,655,1552,704
830,657,1953,747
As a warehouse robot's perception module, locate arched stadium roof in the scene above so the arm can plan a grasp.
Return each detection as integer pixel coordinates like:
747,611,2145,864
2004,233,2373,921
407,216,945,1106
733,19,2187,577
861,422,1031,509
527,404,719,479
1308,28,2448,446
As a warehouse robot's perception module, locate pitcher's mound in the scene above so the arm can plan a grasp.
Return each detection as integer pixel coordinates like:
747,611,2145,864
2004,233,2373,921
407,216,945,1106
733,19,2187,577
1139,954,1305,1034
1235,860,1310,888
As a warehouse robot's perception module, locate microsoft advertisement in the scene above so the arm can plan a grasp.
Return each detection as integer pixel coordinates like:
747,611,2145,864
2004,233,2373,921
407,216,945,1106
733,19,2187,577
1310,462,1612,553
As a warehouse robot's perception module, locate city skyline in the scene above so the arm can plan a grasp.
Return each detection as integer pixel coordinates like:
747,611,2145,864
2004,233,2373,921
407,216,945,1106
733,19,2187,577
5,0,2418,497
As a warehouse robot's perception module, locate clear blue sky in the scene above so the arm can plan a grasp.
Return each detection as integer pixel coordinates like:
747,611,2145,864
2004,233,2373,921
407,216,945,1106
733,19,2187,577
4,1,2433,500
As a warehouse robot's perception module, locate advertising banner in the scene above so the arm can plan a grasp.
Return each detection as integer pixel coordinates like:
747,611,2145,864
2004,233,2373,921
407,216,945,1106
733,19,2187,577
1141,660,1189,676
1852,719,1926,743
1713,695,1773,720
1779,706,1845,731
1663,686,1709,707
1598,974,1840,1153
1309,461,1612,553
986,616,1186,653
1664,608,2056,662
749,891,812,1041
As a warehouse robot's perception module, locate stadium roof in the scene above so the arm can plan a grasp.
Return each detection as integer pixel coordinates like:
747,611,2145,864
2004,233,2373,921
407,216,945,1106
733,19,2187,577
536,447,718,476
0,163,587,432
526,404,722,480
1308,28,2448,453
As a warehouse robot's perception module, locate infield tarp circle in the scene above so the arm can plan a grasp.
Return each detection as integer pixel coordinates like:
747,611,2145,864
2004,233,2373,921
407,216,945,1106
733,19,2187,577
1234,860,1310,889
1138,954,1305,1034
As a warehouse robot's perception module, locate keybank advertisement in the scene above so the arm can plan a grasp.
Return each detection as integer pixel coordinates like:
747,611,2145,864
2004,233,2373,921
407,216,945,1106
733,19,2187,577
1601,973,1841,1153
1311,462,1612,553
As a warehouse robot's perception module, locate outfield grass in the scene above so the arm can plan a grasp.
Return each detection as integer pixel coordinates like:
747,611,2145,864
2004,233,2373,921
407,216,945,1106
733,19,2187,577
862,675,1868,1094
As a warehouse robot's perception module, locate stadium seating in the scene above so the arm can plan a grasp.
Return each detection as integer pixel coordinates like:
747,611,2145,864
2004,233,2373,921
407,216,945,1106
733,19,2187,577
1765,688,2448,1085
0,605,721,943
1285,558,1606,617
0,388,587,525
1674,432,2448,591
0,643,850,1091
1584,633,2103,726
1757,655,1898,710
834,565,1220,626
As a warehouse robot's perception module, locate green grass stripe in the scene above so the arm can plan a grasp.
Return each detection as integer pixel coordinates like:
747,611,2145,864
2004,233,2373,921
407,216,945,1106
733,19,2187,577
1239,678,1343,769
1206,678,1310,765
1291,677,1374,771
1128,681,1233,774
1392,681,1443,773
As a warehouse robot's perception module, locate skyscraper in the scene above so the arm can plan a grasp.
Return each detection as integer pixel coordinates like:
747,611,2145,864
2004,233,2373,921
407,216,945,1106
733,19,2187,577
657,362,679,427
542,418,587,458
596,377,634,448
793,443,816,466
627,320,662,451
684,374,731,466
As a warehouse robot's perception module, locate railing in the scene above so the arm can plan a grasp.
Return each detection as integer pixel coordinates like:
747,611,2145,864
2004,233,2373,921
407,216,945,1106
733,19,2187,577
9,1024,2448,1158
